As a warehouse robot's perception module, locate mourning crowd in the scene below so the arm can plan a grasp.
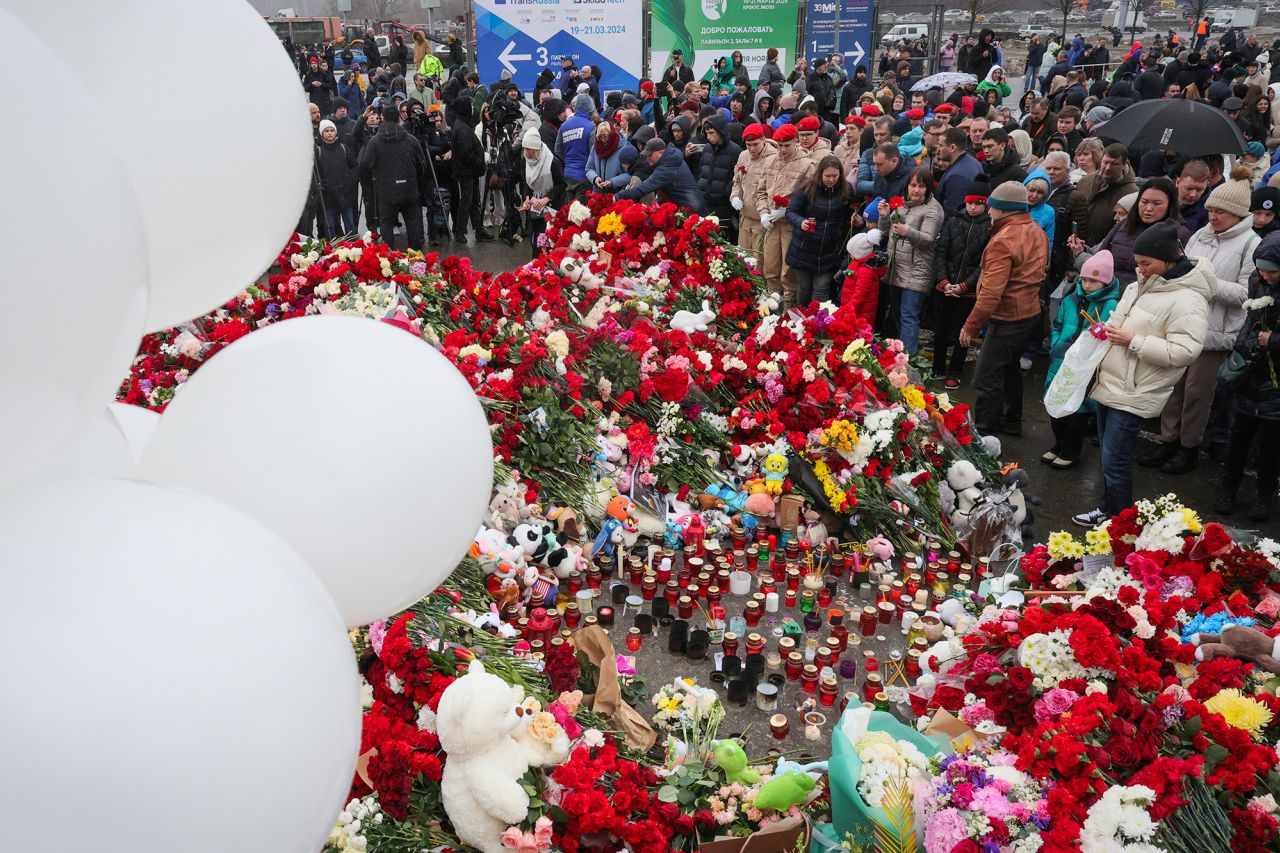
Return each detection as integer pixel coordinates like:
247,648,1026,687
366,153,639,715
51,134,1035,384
287,25,1280,527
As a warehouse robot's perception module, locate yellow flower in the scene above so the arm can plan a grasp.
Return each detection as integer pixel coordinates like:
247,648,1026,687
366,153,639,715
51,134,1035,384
1085,528,1112,556
841,339,869,364
1205,689,1274,738
597,211,624,237
901,385,926,411
820,419,859,453
1047,531,1077,561
1180,507,1203,535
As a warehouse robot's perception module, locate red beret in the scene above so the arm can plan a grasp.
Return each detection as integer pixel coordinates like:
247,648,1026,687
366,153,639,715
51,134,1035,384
797,116,820,131
905,108,925,120
742,122,768,141
861,104,882,117
773,123,798,142
844,114,866,128
934,103,956,114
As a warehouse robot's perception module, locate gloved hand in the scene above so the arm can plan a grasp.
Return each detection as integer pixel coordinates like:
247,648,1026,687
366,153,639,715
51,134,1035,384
761,211,776,230
730,195,743,211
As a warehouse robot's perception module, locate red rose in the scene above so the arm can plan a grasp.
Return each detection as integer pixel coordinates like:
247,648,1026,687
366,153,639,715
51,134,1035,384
673,814,695,837
1007,666,1034,690
951,841,982,853
1107,737,1142,769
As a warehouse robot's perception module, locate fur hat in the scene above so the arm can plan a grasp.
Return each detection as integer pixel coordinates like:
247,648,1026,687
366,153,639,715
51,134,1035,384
1080,249,1115,283
1206,166,1255,218
847,229,883,260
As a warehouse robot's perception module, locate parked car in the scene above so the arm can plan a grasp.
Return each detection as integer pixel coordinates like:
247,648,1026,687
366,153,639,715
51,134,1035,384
1018,24,1057,39
880,23,929,46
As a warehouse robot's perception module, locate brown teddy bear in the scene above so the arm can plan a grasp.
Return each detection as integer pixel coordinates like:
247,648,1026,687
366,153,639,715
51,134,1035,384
1191,624,1280,675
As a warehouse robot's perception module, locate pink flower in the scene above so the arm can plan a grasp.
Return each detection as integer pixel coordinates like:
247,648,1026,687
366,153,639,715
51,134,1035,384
971,654,1001,675
368,619,388,655
534,816,553,844
557,690,584,714
959,702,994,727
923,808,969,853
549,700,584,739
971,786,1014,820
1033,688,1079,722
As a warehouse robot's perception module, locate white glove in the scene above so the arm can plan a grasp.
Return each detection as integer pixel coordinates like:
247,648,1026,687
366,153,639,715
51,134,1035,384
730,195,743,211
761,210,776,229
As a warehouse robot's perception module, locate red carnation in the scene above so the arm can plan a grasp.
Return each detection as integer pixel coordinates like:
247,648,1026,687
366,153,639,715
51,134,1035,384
888,196,906,210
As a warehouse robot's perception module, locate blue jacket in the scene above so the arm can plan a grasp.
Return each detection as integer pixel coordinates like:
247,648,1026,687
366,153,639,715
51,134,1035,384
617,145,708,213
338,78,366,114
1045,277,1120,404
587,140,635,186
854,147,878,196
1024,169,1056,247
936,151,982,215
557,109,594,181
769,112,793,130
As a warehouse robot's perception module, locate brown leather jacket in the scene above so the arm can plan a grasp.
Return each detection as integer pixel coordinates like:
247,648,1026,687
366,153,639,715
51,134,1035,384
962,210,1050,336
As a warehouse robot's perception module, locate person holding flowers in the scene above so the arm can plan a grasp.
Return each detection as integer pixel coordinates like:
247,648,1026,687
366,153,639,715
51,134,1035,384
756,123,815,307
1218,232,1280,521
784,154,853,306
879,168,943,353
731,123,777,258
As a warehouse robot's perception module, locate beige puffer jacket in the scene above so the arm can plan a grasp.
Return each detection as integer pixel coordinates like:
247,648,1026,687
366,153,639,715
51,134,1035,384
832,135,860,179
1182,218,1258,351
756,146,816,218
1089,257,1214,418
731,138,778,221
888,197,944,294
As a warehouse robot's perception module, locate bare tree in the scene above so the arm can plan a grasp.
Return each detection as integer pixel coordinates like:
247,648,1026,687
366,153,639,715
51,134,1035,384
1185,0,1211,41
1038,0,1075,46
963,0,1008,38
354,0,405,21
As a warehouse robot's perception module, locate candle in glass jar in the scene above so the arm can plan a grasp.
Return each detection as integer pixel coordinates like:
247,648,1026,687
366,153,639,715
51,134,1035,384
803,712,825,741
765,592,780,613
801,664,819,694
785,652,804,680
765,651,782,671
769,713,789,740
759,575,777,596
677,596,694,619
744,601,762,626
860,606,878,637
564,603,581,628
819,675,838,706
862,672,883,702
625,628,643,652
877,600,895,624
784,589,797,608
746,633,765,655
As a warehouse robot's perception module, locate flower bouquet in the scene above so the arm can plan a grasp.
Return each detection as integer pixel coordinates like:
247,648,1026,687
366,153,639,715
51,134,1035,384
920,747,1051,853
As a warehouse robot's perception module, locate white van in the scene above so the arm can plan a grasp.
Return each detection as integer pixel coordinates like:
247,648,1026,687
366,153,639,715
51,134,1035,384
881,23,929,47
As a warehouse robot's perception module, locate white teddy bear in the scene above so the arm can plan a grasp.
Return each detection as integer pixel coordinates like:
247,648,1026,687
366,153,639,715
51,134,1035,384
511,690,572,767
945,460,985,529
437,660,534,853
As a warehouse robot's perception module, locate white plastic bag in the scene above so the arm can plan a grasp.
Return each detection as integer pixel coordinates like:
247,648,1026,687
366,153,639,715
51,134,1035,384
1044,325,1111,418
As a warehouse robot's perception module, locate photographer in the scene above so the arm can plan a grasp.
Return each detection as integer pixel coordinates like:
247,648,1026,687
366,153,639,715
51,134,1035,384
407,100,450,246
356,104,429,251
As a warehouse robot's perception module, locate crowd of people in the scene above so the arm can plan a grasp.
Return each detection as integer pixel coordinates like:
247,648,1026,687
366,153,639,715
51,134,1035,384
287,25,1280,525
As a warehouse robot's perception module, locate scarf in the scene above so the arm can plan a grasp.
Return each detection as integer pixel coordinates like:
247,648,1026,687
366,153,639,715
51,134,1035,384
525,146,555,196
595,128,620,159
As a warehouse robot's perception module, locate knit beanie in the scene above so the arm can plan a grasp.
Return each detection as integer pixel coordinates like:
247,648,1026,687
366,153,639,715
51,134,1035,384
988,181,1029,212
779,93,798,111
1116,192,1139,214
965,174,992,201
1086,105,1114,126
521,127,543,150
1080,249,1115,284
847,228,883,260
1252,185,1280,213
319,119,337,135
1247,141,1267,158
1132,220,1184,262
1206,165,1254,218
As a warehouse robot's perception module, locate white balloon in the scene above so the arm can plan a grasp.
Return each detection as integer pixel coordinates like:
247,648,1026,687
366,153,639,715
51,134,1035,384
56,407,137,481
0,7,148,496
0,478,360,853
7,0,312,331
141,317,494,627
109,401,160,462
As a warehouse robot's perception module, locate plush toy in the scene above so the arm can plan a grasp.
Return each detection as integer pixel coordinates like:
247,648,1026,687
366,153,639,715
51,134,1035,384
753,771,816,812
797,509,828,550
774,755,829,776
946,460,985,529
437,661,533,853
472,527,526,596
712,740,761,785
593,495,638,558
488,482,524,532
694,492,726,511
743,492,779,529
1192,624,1280,675
545,505,584,542
557,255,602,291
727,445,757,483
509,521,576,578
761,452,788,496
511,695,572,767
670,300,717,333
1001,466,1034,538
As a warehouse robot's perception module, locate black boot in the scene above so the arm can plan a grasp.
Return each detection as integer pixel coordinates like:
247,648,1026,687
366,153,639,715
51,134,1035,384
1247,493,1275,523
1161,446,1199,475
1139,441,1179,468
1214,484,1238,516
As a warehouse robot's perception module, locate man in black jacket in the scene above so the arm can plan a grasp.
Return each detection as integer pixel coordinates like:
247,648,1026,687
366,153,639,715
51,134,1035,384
697,114,743,239
805,57,834,117
665,49,694,86
357,105,428,250
980,128,1026,188
447,95,493,243
363,28,382,70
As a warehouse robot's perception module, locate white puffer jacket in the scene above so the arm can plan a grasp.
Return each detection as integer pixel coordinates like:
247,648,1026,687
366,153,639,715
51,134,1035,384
1090,257,1214,418
1182,218,1258,351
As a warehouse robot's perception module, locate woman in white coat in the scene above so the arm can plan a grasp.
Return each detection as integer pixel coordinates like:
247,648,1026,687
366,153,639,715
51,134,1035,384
1072,220,1213,527
1142,168,1257,474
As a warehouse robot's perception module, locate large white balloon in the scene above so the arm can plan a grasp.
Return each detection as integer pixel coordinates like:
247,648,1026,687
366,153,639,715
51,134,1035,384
0,478,360,853
0,7,149,496
141,316,494,627
109,401,161,462
7,0,312,331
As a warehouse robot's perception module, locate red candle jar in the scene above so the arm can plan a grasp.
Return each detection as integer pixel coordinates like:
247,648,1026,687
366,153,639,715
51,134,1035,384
906,649,922,678
625,627,643,652
769,713,790,740
722,632,739,657
697,572,712,598
716,569,731,590
665,580,680,605
642,575,657,601
860,606,878,637
801,664,819,694
587,566,604,590
862,672,883,702
819,676,839,706
564,603,581,628
707,585,722,606
829,616,848,653
527,608,554,647
862,649,879,673
785,541,800,562
759,575,777,596
815,646,834,670
786,568,801,592
784,589,797,608
655,560,672,585
745,544,758,570
778,637,796,659
840,691,858,713
830,550,846,578
678,596,694,619
566,572,583,596
785,652,804,680
628,561,644,586
877,601,895,624
687,557,705,578
744,601,762,627
817,587,833,608
746,633,765,656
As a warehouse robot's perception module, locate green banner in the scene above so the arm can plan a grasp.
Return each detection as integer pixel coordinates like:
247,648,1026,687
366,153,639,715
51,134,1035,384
649,0,798,84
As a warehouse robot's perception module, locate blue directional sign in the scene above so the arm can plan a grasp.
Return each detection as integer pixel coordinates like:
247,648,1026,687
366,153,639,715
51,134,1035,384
803,0,874,70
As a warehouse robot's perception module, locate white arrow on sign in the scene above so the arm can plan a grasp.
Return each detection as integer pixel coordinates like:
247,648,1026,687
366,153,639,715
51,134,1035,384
499,41,532,75
849,41,865,66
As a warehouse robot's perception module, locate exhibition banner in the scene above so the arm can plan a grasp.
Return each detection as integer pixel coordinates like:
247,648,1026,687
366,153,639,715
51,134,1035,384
475,0,643,93
649,0,798,84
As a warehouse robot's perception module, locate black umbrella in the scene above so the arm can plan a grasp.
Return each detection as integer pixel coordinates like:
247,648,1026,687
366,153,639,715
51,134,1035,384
1095,98,1247,156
